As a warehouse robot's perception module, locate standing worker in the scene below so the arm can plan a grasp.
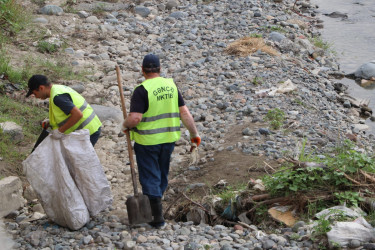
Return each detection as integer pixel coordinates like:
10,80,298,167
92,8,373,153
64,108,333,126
122,54,201,228
26,75,102,146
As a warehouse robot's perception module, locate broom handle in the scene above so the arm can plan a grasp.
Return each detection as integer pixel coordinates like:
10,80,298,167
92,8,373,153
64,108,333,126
116,65,139,197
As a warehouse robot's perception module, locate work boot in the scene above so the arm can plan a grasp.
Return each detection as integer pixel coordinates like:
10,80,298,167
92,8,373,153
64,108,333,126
148,197,165,228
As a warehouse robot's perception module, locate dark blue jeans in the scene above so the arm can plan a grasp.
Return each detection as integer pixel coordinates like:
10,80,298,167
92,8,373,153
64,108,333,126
134,142,175,199
90,127,101,146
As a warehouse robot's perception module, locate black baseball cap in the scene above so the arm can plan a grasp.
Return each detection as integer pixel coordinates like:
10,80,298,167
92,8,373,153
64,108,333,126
142,54,160,69
26,75,49,97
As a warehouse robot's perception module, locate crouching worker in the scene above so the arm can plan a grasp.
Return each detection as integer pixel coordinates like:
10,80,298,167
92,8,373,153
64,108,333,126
26,75,102,146
122,54,201,228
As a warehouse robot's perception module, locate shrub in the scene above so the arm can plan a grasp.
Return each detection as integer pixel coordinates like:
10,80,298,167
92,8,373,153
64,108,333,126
264,108,285,130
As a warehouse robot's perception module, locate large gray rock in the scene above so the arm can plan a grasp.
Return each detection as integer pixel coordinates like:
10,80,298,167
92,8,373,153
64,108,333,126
169,11,188,19
0,176,26,218
166,0,179,10
70,83,85,93
38,5,64,15
324,11,348,19
354,61,375,80
0,121,24,142
91,104,123,123
269,32,286,42
86,16,101,24
135,6,151,18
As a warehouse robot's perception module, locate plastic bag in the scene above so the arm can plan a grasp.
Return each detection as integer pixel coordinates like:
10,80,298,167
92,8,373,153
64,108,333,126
61,129,112,216
327,220,374,248
23,129,112,230
23,135,90,230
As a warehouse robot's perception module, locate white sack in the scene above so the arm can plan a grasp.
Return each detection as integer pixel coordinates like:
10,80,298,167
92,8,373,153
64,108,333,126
327,220,375,248
23,135,90,230
61,129,112,216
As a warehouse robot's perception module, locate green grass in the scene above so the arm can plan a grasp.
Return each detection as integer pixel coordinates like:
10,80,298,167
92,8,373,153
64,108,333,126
37,41,59,53
249,33,263,38
0,95,48,174
310,37,333,51
214,183,247,204
252,76,264,85
0,49,92,86
258,25,287,34
0,0,30,46
92,3,106,16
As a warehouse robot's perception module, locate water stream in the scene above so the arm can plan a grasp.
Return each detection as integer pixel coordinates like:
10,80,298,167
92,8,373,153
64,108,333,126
311,0,375,133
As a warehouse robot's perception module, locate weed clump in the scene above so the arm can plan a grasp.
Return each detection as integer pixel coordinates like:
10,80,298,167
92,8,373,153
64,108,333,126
37,41,59,54
264,108,285,130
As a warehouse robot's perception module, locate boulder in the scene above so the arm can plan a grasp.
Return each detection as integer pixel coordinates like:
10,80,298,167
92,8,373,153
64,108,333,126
353,61,375,80
39,5,64,15
0,121,24,142
91,104,123,123
0,176,26,218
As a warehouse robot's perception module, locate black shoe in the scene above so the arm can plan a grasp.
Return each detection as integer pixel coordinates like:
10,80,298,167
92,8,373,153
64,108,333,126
148,197,165,228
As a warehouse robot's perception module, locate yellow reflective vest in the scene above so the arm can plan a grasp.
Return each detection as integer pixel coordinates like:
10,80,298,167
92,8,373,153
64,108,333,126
49,85,102,135
131,77,181,145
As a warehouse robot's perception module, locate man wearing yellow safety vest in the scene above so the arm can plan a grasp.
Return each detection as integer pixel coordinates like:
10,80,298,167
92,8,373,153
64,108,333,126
26,75,102,146
122,54,201,228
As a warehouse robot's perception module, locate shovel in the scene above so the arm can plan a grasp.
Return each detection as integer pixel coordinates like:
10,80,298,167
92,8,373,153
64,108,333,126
116,65,153,225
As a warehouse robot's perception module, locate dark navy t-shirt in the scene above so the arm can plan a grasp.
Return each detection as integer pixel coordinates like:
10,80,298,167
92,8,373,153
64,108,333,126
53,93,75,115
130,85,185,113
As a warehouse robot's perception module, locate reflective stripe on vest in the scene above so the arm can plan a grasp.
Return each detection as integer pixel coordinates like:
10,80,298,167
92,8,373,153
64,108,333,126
131,77,181,145
49,85,102,135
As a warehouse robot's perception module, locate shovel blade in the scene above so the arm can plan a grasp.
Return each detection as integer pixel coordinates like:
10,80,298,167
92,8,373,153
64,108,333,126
126,194,153,225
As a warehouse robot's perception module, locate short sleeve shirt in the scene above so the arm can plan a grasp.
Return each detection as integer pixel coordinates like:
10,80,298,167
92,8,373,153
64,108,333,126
130,85,185,113
53,93,75,115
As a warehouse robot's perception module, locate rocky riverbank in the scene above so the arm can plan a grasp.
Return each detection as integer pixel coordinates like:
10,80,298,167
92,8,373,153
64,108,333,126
2,0,375,249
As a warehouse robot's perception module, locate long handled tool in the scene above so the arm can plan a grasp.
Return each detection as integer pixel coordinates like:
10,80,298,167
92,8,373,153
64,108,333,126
116,65,153,225
31,128,49,153
31,121,50,153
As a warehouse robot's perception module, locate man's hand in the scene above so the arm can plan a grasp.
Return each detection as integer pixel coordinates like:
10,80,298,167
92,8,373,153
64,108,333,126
41,119,50,129
190,134,201,152
190,135,201,147
50,129,65,140
121,121,129,134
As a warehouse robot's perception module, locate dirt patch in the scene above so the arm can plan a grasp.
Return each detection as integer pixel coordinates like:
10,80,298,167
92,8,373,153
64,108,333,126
165,121,281,221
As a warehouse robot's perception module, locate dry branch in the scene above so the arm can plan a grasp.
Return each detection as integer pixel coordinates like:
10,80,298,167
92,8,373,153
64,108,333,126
224,220,256,230
343,173,364,186
360,170,375,183
246,197,290,215
164,193,183,217
286,158,326,169
252,194,270,201
264,161,276,172
181,192,210,213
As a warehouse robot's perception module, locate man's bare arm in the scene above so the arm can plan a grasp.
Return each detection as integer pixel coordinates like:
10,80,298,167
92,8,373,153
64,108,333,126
179,105,198,137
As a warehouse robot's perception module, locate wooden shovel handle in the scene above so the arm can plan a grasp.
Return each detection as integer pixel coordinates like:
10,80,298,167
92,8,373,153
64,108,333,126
116,65,139,197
